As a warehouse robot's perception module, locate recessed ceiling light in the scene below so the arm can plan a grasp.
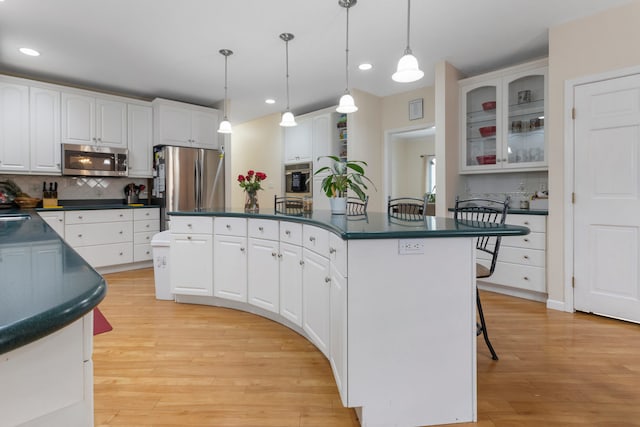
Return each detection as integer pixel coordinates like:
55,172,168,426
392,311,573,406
359,63,372,71
19,48,40,57
265,99,276,104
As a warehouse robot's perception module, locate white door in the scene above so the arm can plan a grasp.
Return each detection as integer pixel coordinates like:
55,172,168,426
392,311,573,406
96,98,127,147
279,241,303,326
213,235,247,302
62,92,95,145
247,237,279,313
302,248,330,357
574,73,640,323
30,87,61,173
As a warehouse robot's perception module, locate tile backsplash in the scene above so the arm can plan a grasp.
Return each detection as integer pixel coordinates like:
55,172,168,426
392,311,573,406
1,174,149,200
460,171,548,207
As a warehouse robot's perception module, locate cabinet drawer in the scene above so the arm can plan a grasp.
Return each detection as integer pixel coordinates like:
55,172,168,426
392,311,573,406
75,242,133,268
329,233,347,277
248,218,279,240
478,245,545,268
134,243,153,262
214,217,247,236
134,219,159,233
478,261,545,293
170,216,213,234
133,208,160,221
65,209,132,224
134,230,156,245
506,214,545,233
502,232,545,250
303,225,329,257
280,221,302,245
65,222,133,246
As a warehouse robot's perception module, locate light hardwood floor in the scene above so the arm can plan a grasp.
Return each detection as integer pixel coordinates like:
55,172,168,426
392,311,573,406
94,268,640,427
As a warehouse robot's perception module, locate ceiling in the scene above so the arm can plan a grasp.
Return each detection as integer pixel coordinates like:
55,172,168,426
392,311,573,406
0,0,633,124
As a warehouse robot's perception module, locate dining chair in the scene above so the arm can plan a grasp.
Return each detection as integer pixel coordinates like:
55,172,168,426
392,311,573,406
346,196,368,215
454,195,510,361
387,195,428,220
274,195,304,215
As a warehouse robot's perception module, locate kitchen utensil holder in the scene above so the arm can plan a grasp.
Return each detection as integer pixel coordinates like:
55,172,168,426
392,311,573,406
126,194,139,205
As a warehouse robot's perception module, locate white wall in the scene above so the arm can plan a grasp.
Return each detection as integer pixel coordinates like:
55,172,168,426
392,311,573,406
547,1,640,304
390,135,435,198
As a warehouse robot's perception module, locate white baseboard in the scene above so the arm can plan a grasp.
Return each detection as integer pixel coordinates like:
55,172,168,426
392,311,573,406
477,281,547,303
546,298,569,312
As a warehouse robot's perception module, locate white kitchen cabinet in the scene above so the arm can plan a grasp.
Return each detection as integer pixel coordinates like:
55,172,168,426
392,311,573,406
38,211,65,237
30,86,61,174
279,241,304,326
213,217,248,302
330,261,348,406
127,103,153,178
64,209,133,268
284,117,312,163
0,81,30,172
170,216,214,296
478,214,547,299
152,98,219,149
460,58,547,173
62,92,127,148
133,208,159,262
248,237,280,313
302,247,331,358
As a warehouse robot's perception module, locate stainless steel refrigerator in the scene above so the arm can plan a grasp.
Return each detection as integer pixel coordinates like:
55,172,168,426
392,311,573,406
152,145,225,230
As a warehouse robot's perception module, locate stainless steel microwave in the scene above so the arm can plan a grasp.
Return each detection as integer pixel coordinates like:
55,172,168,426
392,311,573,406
284,162,312,196
61,144,128,177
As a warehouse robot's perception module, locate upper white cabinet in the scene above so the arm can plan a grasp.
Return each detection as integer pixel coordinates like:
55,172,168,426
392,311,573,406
0,81,30,172
284,117,313,163
30,87,61,174
460,58,547,173
61,92,127,148
127,103,153,177
152,98,219,149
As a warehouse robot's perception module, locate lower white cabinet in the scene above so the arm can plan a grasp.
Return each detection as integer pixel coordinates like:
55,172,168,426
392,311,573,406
170,232,213,296
478,214,547,297
330,262,348,406
248,237,280,313
213,234,248,301
133,208,160,262
38,211,65,237
302,248,331,358
279,241,304,326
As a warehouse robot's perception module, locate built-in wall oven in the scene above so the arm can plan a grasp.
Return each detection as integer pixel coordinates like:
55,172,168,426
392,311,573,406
284,162,312,197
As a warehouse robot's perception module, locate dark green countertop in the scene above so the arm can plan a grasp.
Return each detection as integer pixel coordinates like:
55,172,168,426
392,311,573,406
169,209,530,239
0,209,106,355
448,207,548,215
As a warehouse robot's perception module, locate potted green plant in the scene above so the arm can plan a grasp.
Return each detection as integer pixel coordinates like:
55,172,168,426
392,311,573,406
314,155,375,214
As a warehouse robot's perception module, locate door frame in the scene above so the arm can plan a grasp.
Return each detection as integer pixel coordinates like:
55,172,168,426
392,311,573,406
563,64,640,313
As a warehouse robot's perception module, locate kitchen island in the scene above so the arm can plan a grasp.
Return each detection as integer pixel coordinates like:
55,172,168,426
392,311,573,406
167,209,529,427
0,210,106,427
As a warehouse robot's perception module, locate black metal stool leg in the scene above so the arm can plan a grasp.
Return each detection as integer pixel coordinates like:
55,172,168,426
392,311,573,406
476,289,498,360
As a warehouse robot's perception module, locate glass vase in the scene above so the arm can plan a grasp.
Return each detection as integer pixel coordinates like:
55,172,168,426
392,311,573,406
244,191,259,213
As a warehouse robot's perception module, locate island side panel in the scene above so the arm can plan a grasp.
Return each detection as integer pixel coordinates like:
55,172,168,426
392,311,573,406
347,237,477,427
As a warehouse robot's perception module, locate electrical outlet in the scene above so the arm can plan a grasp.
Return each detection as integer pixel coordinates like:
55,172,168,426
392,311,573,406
398,239,425,255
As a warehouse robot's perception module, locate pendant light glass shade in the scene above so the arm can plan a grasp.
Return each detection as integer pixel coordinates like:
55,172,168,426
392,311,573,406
392,0,423,83
279,33,297,127
337,92,358,113
280,111,297,127
218,118,232,133
337,0,357,113
217,49,233,134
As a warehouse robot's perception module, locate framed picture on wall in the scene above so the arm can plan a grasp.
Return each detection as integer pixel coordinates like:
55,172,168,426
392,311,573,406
409,98,423,120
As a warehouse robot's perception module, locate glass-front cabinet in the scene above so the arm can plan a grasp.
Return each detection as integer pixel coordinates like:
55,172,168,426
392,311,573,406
460,59,547,173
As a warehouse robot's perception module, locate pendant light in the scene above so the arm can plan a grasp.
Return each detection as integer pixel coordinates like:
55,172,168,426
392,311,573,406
217,49,233,134
392,0,424,83
337,0,358,113
279,33,297,127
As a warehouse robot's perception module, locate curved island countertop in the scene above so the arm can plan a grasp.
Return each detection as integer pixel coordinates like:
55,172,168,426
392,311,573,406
0,210,106,355
168,208,530,239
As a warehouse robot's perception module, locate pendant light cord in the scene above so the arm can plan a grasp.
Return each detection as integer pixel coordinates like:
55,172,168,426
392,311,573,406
405,0,412,54
285,38,291,111
223,54,228,118
345,6,350,92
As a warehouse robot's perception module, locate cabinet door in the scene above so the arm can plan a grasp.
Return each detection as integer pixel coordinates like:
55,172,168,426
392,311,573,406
96,98,127,148
62,92,95,145
30,87,61,174
284,118,312,163
157,104,192,146
302,248,330,357
0,82,29,172
127,104,153,177
460,79,501,171
213,234,247,302
503,67,547,169
38,212,65,237
279,241,303,326
170,233,213,296
248,237,279,313
330,262,348,406
191,109,218,149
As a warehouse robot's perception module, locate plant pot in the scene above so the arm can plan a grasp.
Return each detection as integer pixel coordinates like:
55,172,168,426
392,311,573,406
330,197,347,215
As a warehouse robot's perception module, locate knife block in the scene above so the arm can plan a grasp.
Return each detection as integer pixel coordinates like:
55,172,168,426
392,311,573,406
42,191,58,208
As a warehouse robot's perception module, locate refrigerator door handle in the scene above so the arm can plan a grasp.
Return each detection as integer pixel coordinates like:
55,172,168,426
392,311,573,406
194,158,201,209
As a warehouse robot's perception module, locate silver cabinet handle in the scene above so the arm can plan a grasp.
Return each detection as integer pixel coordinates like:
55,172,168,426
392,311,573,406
278,253,283,259
309,236,316,242
272,252,277,257
299,260,304,266
285,230,291,236
329,247,336,254
119,230,123,234
523,255,529,260
325,277,331,283
78,215,83,220
146,224,150,228
523,276,529,281
226,224,231,229
119,252,123,256
524,221,530,225
78,234,82,238
188,223,193,228
259,226,264,231
240,247,245,252
187,236,192,240
524,238,529,242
